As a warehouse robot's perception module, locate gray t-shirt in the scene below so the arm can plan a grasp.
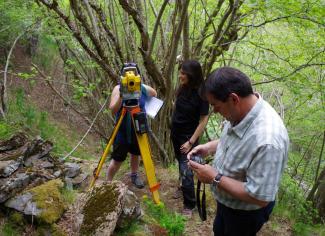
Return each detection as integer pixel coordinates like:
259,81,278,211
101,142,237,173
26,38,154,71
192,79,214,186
211,95,289,210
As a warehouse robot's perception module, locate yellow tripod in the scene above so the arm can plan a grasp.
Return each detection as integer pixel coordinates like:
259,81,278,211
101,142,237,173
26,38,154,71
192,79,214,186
89,105,161,204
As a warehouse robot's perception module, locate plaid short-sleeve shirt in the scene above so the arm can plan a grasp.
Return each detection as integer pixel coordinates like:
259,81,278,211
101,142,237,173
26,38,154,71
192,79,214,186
211,96,289,210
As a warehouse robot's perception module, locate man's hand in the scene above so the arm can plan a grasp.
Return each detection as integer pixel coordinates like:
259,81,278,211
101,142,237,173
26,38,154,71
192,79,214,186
188,160,218,184
187,143,210,160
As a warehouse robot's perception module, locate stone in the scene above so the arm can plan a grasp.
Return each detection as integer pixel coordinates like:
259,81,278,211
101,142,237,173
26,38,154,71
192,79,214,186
64,162,81,178
72,181,141,236
0,132,28,152
0,160,20,177
0,173,33,203
71,173,89,188
4,179,66,224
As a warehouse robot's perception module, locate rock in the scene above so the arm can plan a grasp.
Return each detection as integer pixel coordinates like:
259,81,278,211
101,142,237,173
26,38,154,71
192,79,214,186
4,179,66,224
26,158,54,169
24,139,53,166
0,173,34,203
64,162,81,178
5,192,42,216
0,132,28,152
0,143,29,161
53,170,62,178
117,189,142,228
0,160,21,177
72,181,141,236
71,173,89,188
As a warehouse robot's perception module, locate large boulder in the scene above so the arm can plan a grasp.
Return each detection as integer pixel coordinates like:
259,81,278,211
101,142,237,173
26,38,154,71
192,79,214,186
72,181,141,236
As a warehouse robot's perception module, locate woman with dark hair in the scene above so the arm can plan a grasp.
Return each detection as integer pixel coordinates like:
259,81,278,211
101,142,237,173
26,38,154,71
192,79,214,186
171,60,209,217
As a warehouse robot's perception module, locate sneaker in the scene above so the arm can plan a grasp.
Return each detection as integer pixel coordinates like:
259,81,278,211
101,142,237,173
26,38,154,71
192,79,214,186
172,187,182,199
181,208,193,218
131,173,145,189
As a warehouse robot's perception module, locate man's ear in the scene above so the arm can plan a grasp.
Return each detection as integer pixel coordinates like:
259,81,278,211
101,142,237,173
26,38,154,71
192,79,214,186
229,93,240,105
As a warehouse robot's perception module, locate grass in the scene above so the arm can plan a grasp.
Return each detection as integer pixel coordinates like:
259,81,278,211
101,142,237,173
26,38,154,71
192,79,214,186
142,197,186,236
1,88,97,161
0,222,20,236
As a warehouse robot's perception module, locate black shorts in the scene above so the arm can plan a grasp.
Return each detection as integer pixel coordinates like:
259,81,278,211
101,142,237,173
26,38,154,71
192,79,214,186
111,142,141,162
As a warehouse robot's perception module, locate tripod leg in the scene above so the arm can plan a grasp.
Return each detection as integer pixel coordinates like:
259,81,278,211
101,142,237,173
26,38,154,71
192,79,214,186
89,108,127,189
135,132,161,204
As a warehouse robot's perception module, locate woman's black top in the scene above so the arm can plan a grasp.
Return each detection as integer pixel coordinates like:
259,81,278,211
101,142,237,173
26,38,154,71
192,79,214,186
171,88,209,136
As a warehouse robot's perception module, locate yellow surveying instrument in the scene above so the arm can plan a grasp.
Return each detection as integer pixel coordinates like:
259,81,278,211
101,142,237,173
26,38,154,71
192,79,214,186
89,63,161,204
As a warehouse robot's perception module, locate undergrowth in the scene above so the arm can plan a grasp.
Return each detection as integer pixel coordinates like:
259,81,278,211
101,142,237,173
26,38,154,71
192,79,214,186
275,171,325,236
142,196,186,236
0,88,96,160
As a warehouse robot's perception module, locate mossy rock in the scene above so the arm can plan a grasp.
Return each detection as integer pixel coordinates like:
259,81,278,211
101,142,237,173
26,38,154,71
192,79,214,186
78,181,128,236
29,179,66,224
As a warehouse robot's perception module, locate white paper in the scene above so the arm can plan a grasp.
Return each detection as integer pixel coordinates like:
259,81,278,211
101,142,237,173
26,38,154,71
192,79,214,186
145,97,164,119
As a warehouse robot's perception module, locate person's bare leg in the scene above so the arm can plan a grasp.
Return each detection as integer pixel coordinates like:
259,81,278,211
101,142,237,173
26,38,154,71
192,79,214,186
130,154,140,174
106,159,123,181
130,154,144,188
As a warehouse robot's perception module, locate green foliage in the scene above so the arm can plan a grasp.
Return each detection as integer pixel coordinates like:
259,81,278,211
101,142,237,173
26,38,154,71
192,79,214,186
143,197,186,236
0,222,20,236
277,172,318,224
32,33,59,69
0,88,95,160
114,221,139,236
8,212,25,227
0,122,14,139
60,187,77,205
274,171,324,236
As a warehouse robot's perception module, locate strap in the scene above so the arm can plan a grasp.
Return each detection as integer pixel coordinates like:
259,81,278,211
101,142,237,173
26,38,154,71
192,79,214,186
196,180,207,221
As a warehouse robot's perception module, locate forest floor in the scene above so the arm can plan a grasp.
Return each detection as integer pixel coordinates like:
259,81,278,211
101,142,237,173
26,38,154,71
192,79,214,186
4,46,293,235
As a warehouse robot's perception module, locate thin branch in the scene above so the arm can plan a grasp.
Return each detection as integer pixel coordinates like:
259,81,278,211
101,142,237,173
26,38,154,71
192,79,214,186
148,0,169,58
37,0,118,82
1,29,28,118
240,15,292,27
165,0,190,82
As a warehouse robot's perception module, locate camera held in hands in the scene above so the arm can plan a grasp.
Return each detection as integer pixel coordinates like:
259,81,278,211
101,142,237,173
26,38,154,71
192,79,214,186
190,154,205,165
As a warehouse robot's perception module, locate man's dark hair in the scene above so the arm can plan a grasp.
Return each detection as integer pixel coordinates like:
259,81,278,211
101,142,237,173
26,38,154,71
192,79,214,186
201,67,253,102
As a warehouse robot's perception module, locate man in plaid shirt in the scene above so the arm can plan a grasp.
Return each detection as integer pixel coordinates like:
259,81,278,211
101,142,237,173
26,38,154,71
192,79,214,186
188,67,289,236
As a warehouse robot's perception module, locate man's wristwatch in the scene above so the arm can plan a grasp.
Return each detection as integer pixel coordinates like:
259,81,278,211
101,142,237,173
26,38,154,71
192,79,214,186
212,173,223,187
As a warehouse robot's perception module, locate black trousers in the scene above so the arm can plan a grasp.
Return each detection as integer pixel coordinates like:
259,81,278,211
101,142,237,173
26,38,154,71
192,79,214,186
171,134,196,209
213,201,275,236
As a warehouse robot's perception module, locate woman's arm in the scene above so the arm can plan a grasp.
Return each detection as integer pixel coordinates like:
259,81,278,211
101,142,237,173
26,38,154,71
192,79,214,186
189,115,209,145
143,84,157,97
180,115,209,154
109,85,122,114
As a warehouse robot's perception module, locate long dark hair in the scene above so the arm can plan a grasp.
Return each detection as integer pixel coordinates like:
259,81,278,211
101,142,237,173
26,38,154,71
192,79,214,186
176,60,204,96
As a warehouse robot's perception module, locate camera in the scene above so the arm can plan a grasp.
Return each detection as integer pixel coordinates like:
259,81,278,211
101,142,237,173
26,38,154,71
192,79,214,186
120,63,141,105
190,155,205,165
